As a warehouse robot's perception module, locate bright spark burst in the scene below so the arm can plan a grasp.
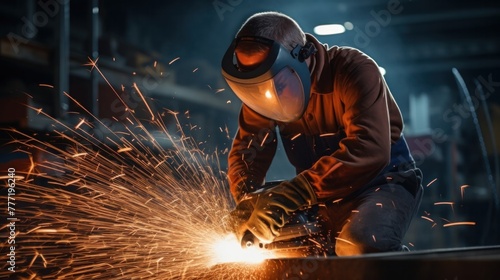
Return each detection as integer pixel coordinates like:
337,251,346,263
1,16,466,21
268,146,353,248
0,60,270,279
209,234,275,266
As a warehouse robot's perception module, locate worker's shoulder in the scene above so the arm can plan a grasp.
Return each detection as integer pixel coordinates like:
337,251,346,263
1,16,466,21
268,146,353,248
327,45,376,66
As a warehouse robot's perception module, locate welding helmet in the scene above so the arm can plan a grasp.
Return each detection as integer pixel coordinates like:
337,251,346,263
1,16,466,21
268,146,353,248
221,36,316,122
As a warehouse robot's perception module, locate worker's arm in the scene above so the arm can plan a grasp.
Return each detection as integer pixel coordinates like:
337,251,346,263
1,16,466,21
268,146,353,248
228,105,278,202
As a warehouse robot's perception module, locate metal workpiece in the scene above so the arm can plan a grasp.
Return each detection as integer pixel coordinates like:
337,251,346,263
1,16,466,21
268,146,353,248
207,246,500,280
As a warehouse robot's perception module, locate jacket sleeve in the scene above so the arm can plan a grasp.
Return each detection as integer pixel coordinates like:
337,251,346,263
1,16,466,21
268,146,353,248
228,104,278,201
301,55,393,200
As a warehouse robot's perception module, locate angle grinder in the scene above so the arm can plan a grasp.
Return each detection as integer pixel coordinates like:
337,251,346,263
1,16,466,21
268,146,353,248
239,181,334,257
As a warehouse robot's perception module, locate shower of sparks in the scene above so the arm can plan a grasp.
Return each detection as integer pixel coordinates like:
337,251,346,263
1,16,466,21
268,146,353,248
0,61,272,280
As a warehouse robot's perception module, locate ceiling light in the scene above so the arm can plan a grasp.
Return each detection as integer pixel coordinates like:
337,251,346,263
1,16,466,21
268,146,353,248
344,21,354,30
313,24,346,35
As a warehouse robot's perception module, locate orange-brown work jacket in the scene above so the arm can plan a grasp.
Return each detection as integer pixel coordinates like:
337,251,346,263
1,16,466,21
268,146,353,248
228,33,410,202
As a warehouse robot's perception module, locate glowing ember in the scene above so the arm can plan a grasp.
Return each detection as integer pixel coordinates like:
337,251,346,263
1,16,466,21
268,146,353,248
434,201,455,213
260,132,269,146
421,216,435,223
335,237,355,246
38,83,54,88
132,82,155,121
169,56,181,65
116,147,132,153
460,184,469,200
426,178,437,187
443,222,476,227
434,202,454,206
291,133,301,141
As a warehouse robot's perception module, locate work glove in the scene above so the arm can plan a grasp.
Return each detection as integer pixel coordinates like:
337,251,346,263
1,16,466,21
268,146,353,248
231,174,317,244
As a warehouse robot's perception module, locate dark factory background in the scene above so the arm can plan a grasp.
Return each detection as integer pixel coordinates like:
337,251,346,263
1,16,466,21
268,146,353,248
1,0,499,251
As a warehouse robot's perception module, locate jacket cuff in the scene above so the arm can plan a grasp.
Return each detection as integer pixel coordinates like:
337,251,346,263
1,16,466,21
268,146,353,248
231,178,263,203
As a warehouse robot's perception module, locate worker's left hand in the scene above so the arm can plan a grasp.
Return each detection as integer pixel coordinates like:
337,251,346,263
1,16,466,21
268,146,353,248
231,174,317,244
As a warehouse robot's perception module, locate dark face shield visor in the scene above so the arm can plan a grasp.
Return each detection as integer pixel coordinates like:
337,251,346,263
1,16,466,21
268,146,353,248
221,37,312,122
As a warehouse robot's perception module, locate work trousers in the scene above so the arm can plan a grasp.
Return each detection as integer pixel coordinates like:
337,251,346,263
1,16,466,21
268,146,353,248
323,167,424,256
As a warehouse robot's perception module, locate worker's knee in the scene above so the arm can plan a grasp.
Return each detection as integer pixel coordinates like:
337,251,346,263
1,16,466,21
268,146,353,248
335,234,372,256
335,238,365,256
335,223,400,256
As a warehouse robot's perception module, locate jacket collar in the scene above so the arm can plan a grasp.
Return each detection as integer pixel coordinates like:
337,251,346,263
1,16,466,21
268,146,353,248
306,33,333,94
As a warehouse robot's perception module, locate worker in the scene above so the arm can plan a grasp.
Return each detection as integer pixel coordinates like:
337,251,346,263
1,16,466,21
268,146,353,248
221,11,423,256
